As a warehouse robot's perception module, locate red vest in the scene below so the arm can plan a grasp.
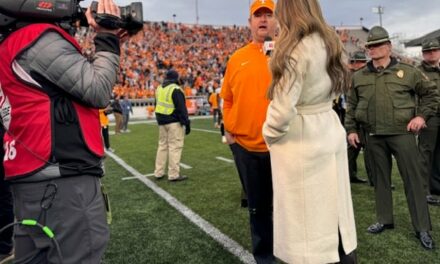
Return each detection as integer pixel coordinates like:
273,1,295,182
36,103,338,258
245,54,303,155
0,23,104,180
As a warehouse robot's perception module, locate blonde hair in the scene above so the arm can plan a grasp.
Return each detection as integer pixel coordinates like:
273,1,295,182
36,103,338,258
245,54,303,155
267,0,351,99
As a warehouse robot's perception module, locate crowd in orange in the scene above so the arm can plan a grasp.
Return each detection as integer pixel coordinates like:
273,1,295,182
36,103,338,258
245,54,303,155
76,21,250,99
75,21,417,102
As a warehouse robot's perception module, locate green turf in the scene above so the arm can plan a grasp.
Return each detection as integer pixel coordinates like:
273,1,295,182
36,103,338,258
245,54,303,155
104,118,440,263
102,157,243,264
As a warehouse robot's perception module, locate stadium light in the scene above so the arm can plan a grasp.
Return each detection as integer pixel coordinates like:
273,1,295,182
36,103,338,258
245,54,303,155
372,5,384,27
195,0,199,24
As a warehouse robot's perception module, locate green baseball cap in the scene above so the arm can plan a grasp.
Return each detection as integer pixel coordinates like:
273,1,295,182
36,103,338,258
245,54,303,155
422,38,440,52
365,26,390,47
350,51,368,62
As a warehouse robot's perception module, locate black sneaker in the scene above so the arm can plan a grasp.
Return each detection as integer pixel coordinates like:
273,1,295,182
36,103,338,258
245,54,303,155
416,231,435,250
169,175,188,182
427,195,440,206
367,223,394,234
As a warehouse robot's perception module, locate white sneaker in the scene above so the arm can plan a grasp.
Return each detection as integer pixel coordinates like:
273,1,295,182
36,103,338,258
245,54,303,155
221,136,227,144
106,148,115,153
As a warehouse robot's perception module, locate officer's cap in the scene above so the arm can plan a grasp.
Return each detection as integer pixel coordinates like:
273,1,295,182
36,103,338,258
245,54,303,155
365,26,390,47
350,51,368,62
422,38,440,52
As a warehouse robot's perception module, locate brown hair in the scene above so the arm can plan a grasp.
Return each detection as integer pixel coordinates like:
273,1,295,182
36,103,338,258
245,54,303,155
267,0,350,99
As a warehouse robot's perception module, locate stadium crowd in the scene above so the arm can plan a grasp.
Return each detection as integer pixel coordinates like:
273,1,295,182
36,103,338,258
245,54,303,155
76,21,250,99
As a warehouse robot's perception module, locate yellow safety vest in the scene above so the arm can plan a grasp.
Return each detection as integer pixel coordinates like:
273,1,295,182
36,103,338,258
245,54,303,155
155,84,181,115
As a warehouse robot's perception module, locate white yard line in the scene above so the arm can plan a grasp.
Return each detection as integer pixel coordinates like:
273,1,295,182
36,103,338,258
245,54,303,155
121,176,138,181
192,128,220,134
105,151,255,264
110,119,221,134
179,163,192,169
216,156,234,163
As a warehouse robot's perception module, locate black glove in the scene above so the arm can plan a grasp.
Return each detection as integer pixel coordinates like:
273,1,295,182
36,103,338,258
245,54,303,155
185,124,191,135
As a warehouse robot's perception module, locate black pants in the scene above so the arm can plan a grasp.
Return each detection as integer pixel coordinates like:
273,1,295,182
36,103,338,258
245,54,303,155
419,116,440,195
102,126,110,149
347,128,374,185
0,124,13,255
0,171,14,255
367,134,431,232
338,231,357,264
229,143,274,264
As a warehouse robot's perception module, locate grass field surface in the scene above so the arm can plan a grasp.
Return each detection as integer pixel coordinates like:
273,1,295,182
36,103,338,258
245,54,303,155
103,118,439,264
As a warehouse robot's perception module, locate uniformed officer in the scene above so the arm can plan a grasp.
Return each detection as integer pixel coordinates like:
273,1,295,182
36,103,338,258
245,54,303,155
418,38,440,206
346,51,370,184
345,26,439,250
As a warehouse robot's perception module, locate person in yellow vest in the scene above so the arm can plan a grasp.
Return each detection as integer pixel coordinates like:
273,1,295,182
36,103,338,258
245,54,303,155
208,90,220,127
99,106,114,152
154,70,190,181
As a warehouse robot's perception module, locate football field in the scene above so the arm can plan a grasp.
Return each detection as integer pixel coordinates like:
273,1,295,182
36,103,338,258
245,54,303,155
102,118,440,264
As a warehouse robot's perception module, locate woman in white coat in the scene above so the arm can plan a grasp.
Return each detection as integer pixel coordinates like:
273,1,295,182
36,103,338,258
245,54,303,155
262,0,357,263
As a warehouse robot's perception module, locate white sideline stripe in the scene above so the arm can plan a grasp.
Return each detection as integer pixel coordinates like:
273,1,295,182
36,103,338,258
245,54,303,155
216,157,234,163
111,119,221,134
111,115,212,126
122,176,137,181
106,151,255,264
179,163,192,169
192,128,220,134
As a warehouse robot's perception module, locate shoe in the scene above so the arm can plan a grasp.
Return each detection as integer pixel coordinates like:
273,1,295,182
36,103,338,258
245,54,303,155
154,175,165,180
169,175,188,182
427,195,440,206
367,223,394,234
350,177,368,184
106,147,115,153
0,251,14,264
240,198,248,208
416,231,435,250
221,136,227,144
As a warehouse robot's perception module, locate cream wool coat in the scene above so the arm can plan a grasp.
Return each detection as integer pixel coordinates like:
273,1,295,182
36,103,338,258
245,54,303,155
263,33,357,264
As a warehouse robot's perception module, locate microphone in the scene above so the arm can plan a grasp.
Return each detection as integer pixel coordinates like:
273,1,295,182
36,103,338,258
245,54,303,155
263,36,275,56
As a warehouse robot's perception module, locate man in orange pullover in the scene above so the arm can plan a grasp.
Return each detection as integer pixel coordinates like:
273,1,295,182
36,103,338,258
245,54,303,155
220,1,277,263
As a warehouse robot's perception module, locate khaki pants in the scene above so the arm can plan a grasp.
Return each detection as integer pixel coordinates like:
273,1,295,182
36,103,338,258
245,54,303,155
154,122,185,179
114,113,123,134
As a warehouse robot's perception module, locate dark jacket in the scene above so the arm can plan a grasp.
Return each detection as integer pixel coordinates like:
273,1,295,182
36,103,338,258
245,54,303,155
418,61,440,115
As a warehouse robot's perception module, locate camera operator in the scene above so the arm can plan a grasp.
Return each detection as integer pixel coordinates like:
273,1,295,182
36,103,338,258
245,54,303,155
0,0,124,262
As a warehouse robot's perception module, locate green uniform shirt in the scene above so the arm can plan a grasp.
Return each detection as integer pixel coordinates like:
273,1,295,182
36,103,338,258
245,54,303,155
418,61,440,115
345,58,439,135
